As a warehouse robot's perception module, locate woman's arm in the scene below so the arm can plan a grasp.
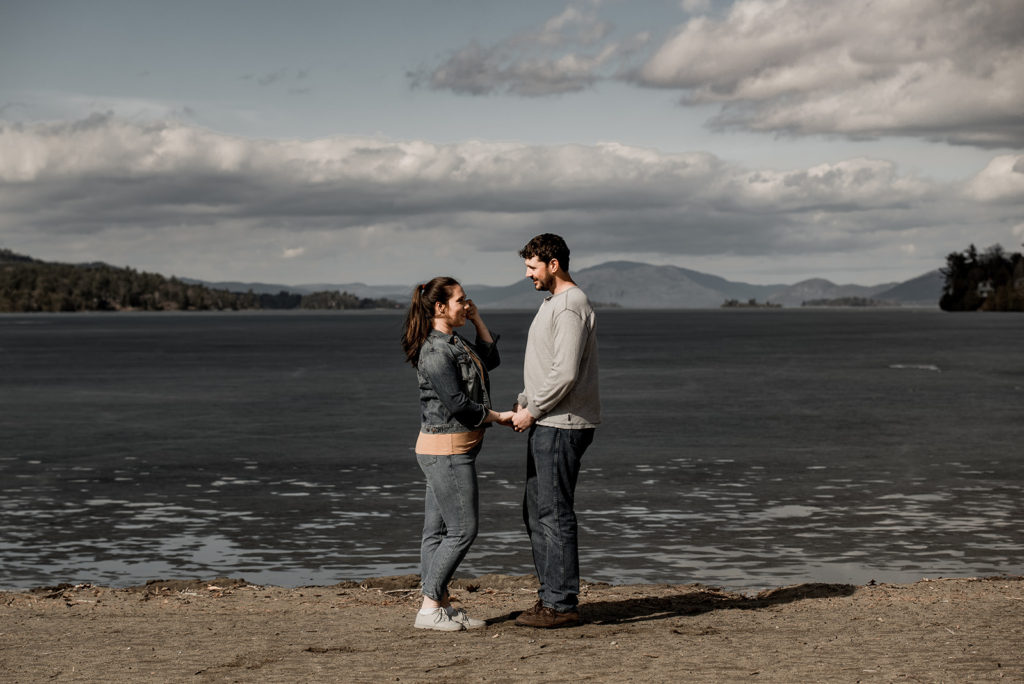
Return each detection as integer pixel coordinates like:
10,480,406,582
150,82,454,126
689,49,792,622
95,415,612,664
465,298,492,343
419,346,513,428
465,298,500,370
419,347,488,429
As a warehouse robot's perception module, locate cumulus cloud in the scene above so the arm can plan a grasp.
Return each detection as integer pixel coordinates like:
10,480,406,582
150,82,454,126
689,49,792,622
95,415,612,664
416,0,1024,148
964,154,1024,203
637,0,1024,147
0,115,1017,282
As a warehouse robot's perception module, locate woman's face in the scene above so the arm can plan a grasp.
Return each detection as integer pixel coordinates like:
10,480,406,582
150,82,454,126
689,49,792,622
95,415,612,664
437,285,468,328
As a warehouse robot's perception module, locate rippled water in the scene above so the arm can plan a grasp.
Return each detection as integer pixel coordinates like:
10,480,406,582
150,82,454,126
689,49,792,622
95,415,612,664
1,309,1021,591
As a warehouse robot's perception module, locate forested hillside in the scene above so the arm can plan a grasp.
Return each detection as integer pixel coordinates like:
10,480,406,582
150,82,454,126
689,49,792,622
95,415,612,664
0,249,400,312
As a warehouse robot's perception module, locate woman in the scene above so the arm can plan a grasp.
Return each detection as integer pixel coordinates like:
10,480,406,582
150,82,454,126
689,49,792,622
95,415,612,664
401,276,513,631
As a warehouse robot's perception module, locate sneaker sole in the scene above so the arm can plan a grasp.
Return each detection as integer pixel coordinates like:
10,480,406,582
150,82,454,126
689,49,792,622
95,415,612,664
414,623,465,631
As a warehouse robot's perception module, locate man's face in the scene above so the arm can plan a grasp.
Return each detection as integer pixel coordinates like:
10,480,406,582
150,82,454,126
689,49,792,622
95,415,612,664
524,256,556,292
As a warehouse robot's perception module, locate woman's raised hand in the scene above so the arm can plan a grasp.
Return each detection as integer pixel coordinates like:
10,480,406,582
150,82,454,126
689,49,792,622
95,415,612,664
465,298,480,322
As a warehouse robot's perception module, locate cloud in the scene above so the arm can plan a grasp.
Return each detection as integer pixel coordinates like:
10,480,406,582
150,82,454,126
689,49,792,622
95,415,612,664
409,5,643,96
0,103,31,117
0,115,1017,282
416,0,1024,148
635,0,1024,147
964,154,1024,203
681,0,711,13
243,68,311,90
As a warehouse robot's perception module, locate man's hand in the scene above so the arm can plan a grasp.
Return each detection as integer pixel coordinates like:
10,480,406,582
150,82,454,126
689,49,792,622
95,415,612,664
512,407,535,432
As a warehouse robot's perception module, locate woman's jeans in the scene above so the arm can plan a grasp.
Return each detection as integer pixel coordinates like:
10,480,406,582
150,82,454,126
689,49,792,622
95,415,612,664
523,425,595,613
417,447,480,601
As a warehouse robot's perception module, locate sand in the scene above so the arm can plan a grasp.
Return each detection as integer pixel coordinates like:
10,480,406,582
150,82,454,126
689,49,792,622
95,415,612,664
1,574,1021,682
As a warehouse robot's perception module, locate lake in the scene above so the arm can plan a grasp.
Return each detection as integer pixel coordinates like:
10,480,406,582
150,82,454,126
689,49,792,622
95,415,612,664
1,308,1021,591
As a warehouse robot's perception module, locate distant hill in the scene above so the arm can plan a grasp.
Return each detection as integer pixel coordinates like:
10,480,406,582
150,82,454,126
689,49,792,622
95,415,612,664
570,261,781,309
466,263,938,309
178,278,412,302
178,277,303,295
188,261,943,309
214,262,789,309
6,247,944,311
765,278,898,307
298,282,411,301
874,270,945,307
0,250,402,312
0,248,41,264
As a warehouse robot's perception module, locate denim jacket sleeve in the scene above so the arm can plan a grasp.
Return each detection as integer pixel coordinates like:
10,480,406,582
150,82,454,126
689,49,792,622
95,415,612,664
468,333,501,372
418,342,489,430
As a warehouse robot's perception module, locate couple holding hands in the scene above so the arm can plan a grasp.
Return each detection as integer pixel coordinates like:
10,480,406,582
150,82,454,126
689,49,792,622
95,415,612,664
400,234,600,632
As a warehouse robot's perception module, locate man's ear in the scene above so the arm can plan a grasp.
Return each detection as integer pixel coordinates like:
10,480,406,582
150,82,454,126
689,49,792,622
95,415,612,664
548,258,561,274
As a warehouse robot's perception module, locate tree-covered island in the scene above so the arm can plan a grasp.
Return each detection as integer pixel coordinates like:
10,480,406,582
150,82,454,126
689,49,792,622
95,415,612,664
721,298,781,308
802,297,893,307
940,244,1024,312
0,248,402,313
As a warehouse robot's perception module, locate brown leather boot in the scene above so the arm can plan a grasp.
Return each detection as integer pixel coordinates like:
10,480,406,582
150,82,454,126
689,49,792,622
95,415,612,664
514,605,581,628
516,599,544,619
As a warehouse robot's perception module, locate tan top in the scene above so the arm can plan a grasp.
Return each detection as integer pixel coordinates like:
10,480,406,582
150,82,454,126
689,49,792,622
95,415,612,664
415,430,485,455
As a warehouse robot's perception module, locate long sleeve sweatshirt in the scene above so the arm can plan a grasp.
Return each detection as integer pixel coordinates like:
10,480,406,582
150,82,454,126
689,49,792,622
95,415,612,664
517,286,601,429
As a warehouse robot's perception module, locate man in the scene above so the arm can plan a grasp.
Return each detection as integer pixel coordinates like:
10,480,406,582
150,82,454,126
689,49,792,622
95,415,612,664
512,233,600,629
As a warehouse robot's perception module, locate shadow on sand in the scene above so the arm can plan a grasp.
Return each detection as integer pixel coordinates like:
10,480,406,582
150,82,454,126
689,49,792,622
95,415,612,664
320,573,857,628
584,583,858,625
489,582,858,626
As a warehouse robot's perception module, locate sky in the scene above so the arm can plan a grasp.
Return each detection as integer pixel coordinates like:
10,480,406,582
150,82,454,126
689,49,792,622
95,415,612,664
1,0,1022,288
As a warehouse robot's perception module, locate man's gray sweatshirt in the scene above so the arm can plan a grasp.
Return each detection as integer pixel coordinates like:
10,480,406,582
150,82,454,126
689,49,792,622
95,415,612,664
517,286,601,429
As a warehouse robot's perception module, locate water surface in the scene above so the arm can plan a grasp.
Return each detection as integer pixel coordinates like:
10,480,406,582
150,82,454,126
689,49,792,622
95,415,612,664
1,309,1021,591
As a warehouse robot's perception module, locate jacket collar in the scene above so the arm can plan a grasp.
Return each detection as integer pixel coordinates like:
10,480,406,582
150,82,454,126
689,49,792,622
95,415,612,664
428,328,459,344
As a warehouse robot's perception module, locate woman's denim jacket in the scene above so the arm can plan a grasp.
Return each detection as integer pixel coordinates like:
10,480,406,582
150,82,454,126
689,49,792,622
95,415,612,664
417,328,500,434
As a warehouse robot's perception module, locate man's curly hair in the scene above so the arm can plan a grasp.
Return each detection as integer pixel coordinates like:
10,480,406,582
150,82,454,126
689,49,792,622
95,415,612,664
518,233,570,272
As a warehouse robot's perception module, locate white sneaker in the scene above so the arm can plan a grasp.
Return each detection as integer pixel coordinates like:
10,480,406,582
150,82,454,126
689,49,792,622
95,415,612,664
414,607,465,631
446,606,486,629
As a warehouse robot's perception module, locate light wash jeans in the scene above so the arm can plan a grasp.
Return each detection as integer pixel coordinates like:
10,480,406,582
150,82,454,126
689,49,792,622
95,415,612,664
523,425,595,613
417,446,480,601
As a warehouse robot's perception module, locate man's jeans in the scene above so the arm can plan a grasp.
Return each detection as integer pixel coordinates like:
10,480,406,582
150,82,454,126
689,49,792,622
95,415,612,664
417,447,480,601
523,425,595,613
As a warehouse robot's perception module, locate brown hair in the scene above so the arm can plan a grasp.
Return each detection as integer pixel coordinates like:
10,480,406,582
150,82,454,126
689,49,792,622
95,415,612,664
401,276,460,366
519,233,570,272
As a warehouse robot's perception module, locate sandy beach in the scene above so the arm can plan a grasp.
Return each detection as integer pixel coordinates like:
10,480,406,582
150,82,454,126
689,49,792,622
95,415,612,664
1,573,1021,682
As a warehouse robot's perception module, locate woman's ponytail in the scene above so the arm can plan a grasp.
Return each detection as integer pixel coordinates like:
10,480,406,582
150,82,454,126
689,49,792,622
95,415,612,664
401,276,459,366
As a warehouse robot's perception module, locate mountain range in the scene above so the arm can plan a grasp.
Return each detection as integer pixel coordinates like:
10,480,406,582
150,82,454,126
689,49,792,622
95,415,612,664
186,262,945,309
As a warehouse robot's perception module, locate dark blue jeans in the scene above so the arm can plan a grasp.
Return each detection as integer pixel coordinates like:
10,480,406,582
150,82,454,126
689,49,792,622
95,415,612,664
417,447,480,601
523,425,595,613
